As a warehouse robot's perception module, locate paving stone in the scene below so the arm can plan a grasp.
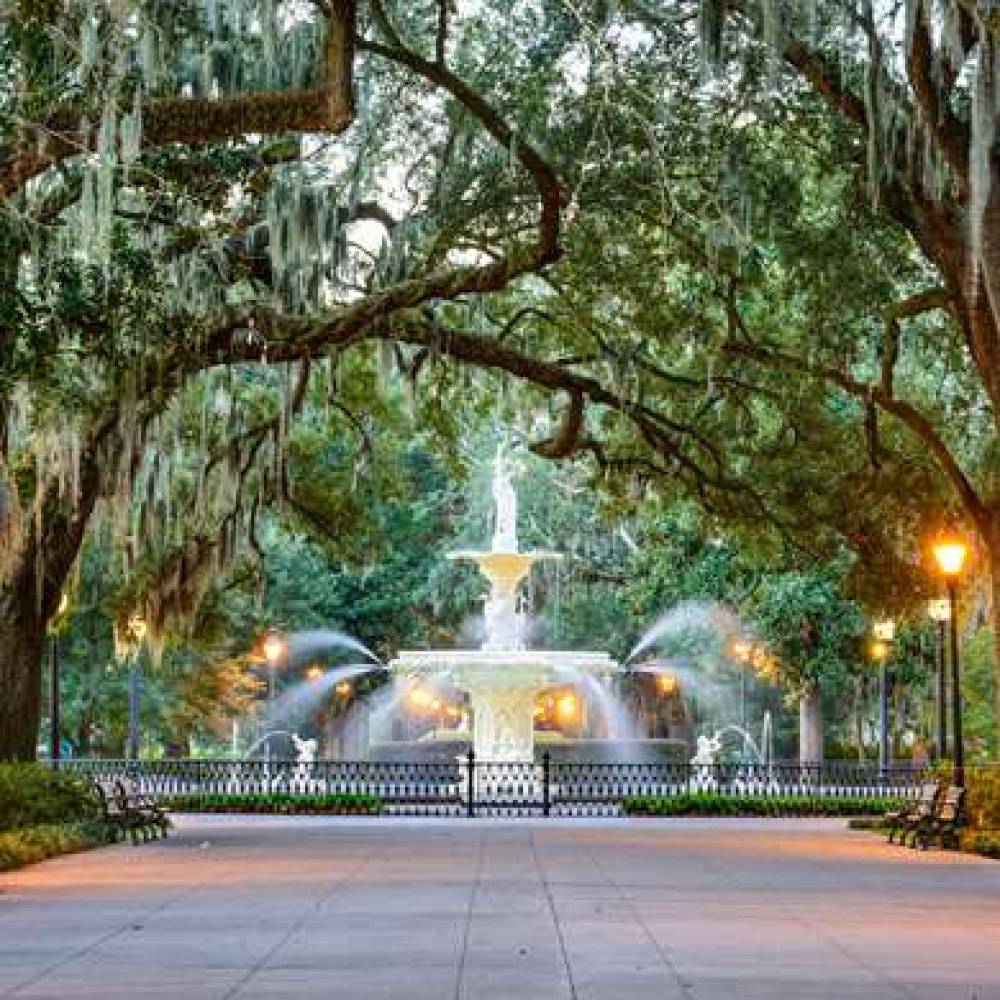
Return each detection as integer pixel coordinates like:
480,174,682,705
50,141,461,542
1,815,999,998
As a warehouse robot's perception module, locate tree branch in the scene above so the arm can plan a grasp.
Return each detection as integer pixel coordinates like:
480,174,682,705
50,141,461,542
724,339,987,528
0,2,356,200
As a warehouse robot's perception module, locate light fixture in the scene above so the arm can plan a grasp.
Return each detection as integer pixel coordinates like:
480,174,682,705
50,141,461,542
335,680,352,697
873,618,895,642
870,639,890,662
932,535,968,578
656,673,678,696
927,598,951,622
557,693,578,721
730,639,752,663
263,629,285,665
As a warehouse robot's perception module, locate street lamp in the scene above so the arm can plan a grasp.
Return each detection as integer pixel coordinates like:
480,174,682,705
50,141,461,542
48,594,70,764
932,534,969,786
262,629,286,703
871,618,895,774
260,629,286,762
927,598,951,760
730,639,753,731
126,614,147,760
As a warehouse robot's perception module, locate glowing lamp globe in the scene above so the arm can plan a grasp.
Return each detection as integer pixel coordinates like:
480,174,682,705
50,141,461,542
933,538,968,578
263,630,285,664
873,619,895,642
927,599,951,622
870,639,890,662
730,640,752,663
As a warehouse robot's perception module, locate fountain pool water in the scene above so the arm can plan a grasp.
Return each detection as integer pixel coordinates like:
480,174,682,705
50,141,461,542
389,448,618,763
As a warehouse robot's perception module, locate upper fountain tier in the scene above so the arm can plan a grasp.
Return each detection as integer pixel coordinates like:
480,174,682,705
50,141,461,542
446,449,561,651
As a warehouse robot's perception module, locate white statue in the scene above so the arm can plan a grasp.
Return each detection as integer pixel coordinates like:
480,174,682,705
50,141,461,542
292,734,319,790
690,733,722,768
491,448,518,554
292,734,317,765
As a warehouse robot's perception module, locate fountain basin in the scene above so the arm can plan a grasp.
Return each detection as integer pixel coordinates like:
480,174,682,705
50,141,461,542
390,649,619,763
391,649,616,688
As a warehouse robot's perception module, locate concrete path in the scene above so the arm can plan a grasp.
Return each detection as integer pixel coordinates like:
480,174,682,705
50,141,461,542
1,816,998,999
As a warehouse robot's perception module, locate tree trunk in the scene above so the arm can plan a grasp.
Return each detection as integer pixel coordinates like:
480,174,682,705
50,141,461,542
986,509,1000,752
0,575,46,761
799,685,823,766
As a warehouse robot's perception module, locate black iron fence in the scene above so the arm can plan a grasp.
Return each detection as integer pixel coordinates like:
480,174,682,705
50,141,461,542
61,754,923,818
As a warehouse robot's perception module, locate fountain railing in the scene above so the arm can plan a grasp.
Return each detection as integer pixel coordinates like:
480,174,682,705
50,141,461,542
58,757,927,818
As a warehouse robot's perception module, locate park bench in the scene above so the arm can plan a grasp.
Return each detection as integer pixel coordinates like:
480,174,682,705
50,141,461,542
117,777,171,839
94,778,131,842
885,781,940,845
912,784,965,850
93,778,170,843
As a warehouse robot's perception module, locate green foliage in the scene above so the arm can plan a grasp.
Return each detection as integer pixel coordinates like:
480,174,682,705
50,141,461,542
962,627,998,759
621,792,905,818
0,764,100,832
747,560,867,696
968,833,1000,860
0,822,105,872
963,766,1000,833
166,792,383,815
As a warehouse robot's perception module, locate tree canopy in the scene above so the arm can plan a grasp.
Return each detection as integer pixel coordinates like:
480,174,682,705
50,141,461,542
0,0,996,761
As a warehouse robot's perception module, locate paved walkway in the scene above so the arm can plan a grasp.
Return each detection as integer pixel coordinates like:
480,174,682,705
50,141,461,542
1,816,999,999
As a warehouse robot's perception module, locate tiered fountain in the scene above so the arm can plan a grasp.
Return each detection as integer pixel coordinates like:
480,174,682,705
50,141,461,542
389,450,618,762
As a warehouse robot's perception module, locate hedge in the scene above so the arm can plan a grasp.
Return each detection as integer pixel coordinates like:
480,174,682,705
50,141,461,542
0,763,100,832
166,792,383,815
0,822,106,872
621,792,906,818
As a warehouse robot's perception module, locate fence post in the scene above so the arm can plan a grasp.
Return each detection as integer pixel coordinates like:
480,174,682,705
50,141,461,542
466,749,476,819
542,751,551,817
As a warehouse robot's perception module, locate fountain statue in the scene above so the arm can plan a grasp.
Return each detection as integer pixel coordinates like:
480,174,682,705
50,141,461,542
389,447,618,762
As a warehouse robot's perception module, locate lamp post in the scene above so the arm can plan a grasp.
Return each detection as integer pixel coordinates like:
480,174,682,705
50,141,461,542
927,598,951,760
48,594,69,764
126,614,147,760
263,629,285,704
872,618,895,774
932,535,968,786
730,639,752,733
262,629,286,757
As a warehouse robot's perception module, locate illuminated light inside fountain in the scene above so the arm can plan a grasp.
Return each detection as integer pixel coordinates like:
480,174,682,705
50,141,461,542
656,673,679,696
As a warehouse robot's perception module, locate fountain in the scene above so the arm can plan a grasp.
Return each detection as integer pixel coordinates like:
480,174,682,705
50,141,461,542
388,448,618,763
245,450,772,770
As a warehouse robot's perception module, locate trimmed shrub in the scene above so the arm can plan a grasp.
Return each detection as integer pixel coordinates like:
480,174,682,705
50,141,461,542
0,822,105,871
621,792,906,818
0,764,100,832
970,832,1000,859
963,766,1000,831
166,792,383,815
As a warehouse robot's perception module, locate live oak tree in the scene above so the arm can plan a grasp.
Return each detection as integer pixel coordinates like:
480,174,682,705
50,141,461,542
706,0,1000,729
0,0,567,759
3,0,996,762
